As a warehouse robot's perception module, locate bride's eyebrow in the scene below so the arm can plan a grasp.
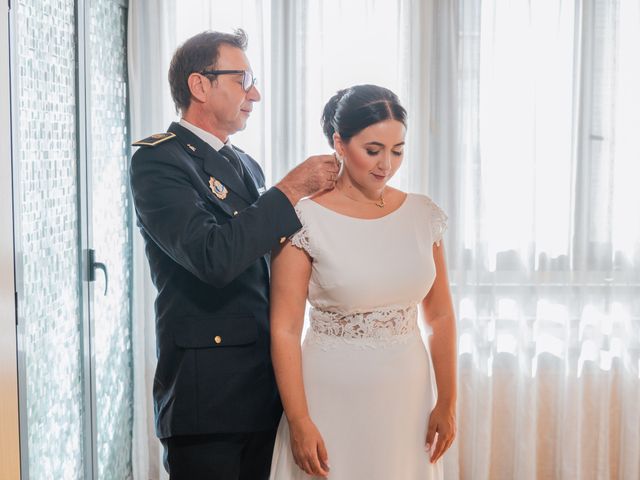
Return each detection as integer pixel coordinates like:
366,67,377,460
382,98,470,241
363,141,405,147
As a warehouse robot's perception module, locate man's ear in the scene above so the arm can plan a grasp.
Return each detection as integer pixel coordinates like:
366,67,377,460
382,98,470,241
187,73,210,104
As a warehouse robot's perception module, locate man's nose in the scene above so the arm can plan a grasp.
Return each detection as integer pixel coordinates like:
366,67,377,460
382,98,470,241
247,84,261,102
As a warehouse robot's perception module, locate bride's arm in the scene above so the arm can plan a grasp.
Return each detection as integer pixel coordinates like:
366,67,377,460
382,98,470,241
421,242,457,464
270,241,330,478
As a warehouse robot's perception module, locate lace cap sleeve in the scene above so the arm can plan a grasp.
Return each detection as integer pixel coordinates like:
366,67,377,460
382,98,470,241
289,205,313,257
426,196,448,246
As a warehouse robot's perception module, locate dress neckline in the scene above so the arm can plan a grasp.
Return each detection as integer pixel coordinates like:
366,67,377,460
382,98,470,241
308,193,411,221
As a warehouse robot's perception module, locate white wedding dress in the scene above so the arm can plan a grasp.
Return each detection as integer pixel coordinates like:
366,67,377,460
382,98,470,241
269,193,447,480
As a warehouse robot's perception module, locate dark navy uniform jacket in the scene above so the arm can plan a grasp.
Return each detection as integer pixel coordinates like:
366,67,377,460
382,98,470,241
129,122,302,439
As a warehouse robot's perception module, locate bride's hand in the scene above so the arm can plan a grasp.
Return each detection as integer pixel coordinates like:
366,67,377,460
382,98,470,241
288,416,330,477
425,400,456,464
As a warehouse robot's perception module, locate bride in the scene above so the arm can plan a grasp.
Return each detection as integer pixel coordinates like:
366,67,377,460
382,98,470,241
269,84,457,479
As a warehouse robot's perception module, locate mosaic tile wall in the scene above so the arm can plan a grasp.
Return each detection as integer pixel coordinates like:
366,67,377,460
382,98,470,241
17,0,85,478
17,0,133,477
89,1,133,478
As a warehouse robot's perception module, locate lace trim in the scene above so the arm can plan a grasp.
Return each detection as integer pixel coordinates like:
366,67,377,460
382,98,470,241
427,197,448,247
290,205,312,256
304,305,420,350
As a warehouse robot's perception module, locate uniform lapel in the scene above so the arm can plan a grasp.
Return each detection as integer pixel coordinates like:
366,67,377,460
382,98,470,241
236,151,260,201
168,123,254,205
202,150,254,204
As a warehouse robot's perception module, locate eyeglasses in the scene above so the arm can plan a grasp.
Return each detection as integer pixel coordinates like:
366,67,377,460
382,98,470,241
199,69,257,92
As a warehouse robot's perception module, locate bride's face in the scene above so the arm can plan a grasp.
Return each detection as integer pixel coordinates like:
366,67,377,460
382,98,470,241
334,119,406,192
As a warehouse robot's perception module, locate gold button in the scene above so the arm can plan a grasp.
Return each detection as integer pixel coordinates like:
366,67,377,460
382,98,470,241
279,236,286,244
233,211,238,216
214,335,222,344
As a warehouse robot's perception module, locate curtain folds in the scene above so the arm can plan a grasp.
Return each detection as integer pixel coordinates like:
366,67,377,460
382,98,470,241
128,1,176,479
269,0,307,184
427,1,640,479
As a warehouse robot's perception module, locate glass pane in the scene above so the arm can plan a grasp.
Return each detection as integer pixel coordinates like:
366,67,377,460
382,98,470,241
88,1,133,478
16,0,85,478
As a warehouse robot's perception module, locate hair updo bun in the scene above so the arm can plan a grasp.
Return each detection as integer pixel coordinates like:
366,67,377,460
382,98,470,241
321,89,349,148
320,84,407,148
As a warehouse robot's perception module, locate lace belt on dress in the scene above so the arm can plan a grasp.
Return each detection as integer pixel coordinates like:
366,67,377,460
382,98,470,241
304,304,420,350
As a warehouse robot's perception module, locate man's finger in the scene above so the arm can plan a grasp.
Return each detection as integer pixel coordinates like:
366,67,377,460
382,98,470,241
325,163,340,173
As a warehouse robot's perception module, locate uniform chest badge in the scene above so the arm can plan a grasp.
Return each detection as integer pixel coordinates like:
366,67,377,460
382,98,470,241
209,176,228,200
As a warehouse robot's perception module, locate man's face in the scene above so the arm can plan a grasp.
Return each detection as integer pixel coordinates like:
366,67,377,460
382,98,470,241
201,45,261,138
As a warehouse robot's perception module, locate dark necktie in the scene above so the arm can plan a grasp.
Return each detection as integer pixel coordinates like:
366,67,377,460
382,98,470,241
218,145,244,178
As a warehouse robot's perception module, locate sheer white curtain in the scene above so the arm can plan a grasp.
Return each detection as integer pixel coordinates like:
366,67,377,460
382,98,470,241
128,1,176,479
427,0,640,478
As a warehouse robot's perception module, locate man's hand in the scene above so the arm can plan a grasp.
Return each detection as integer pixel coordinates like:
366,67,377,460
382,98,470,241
275,154,340,205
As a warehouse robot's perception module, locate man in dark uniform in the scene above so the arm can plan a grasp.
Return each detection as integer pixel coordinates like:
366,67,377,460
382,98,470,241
129,30,339,479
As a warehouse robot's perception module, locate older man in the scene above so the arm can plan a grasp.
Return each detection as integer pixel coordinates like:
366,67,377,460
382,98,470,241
129,30,338,479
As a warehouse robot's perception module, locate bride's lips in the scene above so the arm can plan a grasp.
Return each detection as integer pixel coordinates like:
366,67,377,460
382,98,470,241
371,173,387,181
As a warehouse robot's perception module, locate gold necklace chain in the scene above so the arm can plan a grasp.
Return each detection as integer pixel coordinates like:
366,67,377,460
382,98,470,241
336,184,386,208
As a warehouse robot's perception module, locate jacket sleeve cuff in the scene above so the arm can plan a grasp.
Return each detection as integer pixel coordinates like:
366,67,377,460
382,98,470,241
258,187,303,244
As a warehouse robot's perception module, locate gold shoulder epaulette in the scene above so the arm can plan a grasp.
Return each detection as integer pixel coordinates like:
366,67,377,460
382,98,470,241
132,132,176,147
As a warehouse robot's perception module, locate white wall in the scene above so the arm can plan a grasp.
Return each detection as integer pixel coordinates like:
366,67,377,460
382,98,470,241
0,3,21,479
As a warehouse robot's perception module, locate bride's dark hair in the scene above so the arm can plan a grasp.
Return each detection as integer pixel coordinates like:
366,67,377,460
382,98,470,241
321,84,407,148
